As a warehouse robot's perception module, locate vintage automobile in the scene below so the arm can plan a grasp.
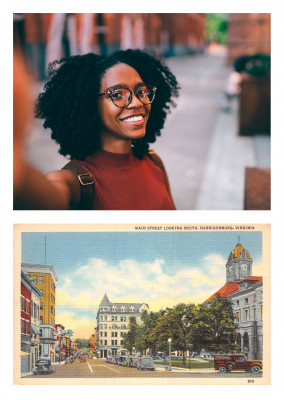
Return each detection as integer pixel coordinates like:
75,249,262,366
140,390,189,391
128,356,140,368
214,354,263,374
32,359,52,375
137,356,155,371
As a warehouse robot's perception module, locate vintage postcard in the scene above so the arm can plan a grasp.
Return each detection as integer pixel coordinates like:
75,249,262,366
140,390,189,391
13,224,270,385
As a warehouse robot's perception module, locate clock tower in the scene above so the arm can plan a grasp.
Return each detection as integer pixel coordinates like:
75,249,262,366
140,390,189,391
226,242,252,283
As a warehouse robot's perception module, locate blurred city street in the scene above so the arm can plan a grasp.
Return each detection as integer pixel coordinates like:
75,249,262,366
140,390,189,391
26,51,270,210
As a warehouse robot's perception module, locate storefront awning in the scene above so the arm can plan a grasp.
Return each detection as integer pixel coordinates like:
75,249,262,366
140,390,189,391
20,351,30,357
31,323,40,335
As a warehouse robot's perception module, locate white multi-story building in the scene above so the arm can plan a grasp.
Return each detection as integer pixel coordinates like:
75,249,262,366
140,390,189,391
204,242,263,360
96,293,150,358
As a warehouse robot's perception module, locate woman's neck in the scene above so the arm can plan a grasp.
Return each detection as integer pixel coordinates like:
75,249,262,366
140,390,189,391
101,137,132,154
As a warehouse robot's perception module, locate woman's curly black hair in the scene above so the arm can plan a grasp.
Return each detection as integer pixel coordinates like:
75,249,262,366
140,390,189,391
35,49,180,160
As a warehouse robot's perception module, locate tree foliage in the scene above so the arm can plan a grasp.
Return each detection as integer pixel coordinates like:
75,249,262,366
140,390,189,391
206,13,228,44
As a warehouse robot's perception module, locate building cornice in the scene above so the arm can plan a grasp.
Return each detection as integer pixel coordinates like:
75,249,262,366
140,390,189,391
22,263,58,283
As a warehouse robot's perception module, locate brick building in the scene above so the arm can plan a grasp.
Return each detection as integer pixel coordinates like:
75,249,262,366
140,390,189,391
204,242,263,360
227,13,271,65
20,270,41,376
21,263,58,363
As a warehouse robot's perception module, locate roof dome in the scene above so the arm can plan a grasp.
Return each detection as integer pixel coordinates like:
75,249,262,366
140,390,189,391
227,243,251,262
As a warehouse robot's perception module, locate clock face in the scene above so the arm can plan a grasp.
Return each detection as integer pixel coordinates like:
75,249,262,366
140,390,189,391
241,264,247,271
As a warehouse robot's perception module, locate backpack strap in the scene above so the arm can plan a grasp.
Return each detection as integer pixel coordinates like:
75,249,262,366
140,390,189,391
62,160,94,210
148,150,176,209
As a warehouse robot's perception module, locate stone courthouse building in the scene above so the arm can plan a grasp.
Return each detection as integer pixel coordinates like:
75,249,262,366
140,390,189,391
96,293,149,358
204,242,263,360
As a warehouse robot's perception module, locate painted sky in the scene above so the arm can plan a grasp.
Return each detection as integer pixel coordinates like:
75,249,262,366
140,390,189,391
21,231,263,339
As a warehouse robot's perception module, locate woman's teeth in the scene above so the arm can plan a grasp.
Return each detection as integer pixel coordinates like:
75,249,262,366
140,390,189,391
123,116,143,122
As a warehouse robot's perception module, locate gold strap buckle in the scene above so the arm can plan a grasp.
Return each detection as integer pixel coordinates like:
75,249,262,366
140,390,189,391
78,173,94,186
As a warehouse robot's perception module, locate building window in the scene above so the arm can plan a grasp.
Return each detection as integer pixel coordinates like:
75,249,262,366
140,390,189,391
51,306,55,315
51,294,55,303
104,332,107,337
121,306,126,312
236,300,239,306
104,324,107,329
26,300,29,314
236,312,240,323
104,316,107,321
100,332,103,337
115,340,117,345
25,321,29,334
39,329,42,337
31,275,37,284
253,308,256,321
40,302,43,310
254,294,256,302
121,324,126,330
244,309,249,321
39,276,43,284
121,340,124,345
100,340,103,346
40,316,43,324
21,296,24,311
104,340,107,345
245,298,248,304
51,318,55,327
112,324,117,330
21,319,24,333
130,306,135,312
100,315,103,321
121,332,124,337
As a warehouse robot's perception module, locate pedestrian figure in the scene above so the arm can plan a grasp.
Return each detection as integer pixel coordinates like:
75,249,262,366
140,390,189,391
15,49,180,210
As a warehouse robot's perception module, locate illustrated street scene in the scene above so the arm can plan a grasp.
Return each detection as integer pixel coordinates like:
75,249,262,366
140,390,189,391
15,225,270,383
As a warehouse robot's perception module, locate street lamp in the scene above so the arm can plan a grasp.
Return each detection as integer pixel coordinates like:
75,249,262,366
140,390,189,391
168,338,172,372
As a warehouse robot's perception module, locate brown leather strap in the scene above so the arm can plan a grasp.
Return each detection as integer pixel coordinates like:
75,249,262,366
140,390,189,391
148,150,176,209
62,160,94,210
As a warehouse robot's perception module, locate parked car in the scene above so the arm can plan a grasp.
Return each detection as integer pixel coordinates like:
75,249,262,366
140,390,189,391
214,354,263,374
79,355,86,362
129,356,140,368
32,359,52,375
137,356,155,371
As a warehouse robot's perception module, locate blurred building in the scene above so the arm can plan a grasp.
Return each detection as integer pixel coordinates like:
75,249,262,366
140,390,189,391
14,13,206,80
227,13,271,65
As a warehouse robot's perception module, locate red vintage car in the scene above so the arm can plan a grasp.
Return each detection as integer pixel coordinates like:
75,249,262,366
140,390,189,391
214,354,262,373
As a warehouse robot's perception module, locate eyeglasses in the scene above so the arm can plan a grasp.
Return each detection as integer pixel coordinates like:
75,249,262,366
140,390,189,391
98,84,157,108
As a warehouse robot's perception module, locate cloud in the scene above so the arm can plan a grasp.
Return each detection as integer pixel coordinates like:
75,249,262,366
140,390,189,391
56,253,227,323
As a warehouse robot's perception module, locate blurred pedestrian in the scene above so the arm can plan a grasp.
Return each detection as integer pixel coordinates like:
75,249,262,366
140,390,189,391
15,50,180,210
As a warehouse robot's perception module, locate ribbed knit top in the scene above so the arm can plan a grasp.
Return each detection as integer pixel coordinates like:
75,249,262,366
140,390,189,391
76,149,175,210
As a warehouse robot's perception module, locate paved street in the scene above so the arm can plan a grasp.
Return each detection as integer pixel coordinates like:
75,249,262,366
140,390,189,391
26,51,270,209
25,357,263,380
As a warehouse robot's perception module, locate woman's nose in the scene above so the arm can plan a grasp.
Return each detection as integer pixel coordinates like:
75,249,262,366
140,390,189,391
127,91,143,108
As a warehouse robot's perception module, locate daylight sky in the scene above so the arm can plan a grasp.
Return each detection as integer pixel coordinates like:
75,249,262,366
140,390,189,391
21,231,263,339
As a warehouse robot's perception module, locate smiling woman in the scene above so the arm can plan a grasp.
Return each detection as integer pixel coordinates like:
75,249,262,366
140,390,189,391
14,49,180,210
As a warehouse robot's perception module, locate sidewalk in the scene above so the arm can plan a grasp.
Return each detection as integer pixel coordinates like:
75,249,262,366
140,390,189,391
195,100,270,209
154,365,217,374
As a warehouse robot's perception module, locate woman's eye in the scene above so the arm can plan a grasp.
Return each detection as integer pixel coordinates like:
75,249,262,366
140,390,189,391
137,88,149,97
112,90,124,99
